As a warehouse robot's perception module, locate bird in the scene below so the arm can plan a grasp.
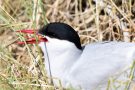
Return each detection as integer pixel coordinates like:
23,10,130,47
17,22,135,90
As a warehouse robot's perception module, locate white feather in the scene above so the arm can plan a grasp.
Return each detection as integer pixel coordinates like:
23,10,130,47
39,38,135,90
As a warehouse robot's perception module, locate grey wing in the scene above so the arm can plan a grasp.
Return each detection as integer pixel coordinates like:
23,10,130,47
68,41,135,89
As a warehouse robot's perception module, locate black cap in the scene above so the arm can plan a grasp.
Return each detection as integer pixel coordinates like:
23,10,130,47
38,22,82,50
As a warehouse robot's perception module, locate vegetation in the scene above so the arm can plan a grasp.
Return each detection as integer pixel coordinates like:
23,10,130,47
0,0,135,90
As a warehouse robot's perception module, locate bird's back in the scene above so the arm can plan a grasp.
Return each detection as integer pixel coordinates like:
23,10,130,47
67,41,135,90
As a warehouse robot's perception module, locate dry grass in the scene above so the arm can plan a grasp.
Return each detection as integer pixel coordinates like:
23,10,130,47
0,0,135,90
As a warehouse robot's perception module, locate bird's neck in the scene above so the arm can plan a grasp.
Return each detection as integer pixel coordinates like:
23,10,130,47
39,42,82,78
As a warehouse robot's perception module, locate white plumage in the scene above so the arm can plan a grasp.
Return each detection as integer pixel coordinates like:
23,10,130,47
39,36,135,90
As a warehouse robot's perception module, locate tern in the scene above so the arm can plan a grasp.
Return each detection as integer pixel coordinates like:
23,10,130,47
17,22,135,90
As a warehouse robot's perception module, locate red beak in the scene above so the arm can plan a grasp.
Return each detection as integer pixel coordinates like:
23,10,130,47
16,29,48,45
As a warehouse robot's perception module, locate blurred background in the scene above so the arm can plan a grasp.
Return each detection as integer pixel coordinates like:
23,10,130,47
0,0,135,89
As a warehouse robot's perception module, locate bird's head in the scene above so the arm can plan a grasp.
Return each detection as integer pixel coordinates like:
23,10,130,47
17,22,82,50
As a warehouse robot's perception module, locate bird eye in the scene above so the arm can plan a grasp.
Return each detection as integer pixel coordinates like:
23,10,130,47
46,31,57,38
